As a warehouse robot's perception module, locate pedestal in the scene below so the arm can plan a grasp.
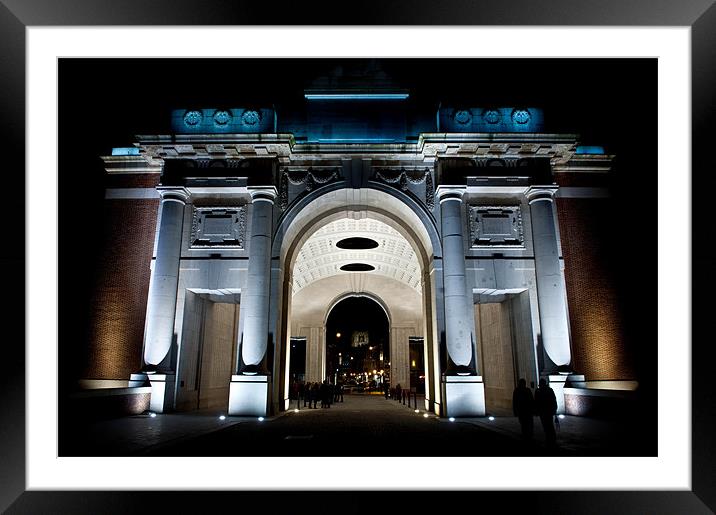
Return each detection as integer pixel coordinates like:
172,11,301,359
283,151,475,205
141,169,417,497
442,375,485,417
228,374,270,416
547,374,584,415
130,372,175,413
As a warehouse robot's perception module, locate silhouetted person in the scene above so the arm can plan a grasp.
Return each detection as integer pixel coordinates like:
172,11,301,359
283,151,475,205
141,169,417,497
512,378,534,441
395,383,402,403
298,382,305,408
383,383,389,399
534,378,558,448
321,381,330,408
339,384,344,402
311,382,319,408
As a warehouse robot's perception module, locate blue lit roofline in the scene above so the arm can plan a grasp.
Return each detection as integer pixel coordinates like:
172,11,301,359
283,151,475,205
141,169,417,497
304,93,409,100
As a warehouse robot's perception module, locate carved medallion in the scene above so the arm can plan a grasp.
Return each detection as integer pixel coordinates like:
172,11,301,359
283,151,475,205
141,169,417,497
183,110,203,127
213,110,231,127
511,109,531,125
453,109,472,125
241,110,261,127
483,109,501,124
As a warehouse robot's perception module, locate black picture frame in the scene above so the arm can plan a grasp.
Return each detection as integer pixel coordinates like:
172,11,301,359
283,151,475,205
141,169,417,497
2,1,713,513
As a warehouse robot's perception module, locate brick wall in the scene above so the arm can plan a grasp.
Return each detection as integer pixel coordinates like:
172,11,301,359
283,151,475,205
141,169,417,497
556,197,635,381
83,197,159,380
105,173,162,189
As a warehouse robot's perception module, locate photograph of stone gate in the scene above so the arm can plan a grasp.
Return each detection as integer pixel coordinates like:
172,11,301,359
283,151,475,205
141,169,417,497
59,58,656,456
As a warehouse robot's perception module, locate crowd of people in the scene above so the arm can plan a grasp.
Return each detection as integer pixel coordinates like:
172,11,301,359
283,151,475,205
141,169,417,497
290,380,344,409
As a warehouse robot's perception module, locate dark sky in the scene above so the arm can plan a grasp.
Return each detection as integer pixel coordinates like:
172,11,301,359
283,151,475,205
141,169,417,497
59,58,657,391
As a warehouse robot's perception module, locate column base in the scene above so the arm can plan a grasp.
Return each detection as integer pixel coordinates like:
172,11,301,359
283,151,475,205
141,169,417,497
442,375,485,417
228,374,270,417
130,372,175,413
547,373,584,415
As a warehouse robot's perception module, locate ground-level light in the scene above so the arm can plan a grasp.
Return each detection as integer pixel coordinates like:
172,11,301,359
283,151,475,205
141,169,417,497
558,414,565,419
488,416,495,421
258,417,265,422
449,417,455,422
219,415,226,420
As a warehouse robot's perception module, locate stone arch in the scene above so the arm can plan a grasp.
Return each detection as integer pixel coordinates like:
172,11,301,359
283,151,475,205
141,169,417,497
270,185,443,415
324,291,392,326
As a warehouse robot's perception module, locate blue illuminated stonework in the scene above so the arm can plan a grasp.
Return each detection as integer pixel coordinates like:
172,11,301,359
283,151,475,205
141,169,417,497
438,107,544,133
171,108,276,134
576,145,606,154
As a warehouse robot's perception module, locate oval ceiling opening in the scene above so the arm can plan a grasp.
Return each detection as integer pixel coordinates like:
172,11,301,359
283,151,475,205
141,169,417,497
340,263,375,272
336,237,380,250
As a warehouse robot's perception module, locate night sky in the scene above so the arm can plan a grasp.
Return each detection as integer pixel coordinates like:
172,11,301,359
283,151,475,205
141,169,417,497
59,58,657,395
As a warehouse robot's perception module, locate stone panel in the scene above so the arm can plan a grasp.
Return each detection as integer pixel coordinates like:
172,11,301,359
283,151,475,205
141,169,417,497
468,205,524,247
475,302,515,412
390,326,414,391
198,301,239,409
190,206,247,248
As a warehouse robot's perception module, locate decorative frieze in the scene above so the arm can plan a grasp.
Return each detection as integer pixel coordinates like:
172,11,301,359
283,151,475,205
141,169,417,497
279,167,341,210
190,206,247,248
468,205,524,247
373,168,435,209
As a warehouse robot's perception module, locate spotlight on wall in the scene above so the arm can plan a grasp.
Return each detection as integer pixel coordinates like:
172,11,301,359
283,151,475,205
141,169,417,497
449,417,455,422
558,414,565,419
258,417,265,422
219,415,226,421
488,416,495,421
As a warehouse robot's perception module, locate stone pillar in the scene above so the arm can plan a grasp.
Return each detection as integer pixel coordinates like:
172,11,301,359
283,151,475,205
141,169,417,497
229,186,277,416
131,187,189,413
526,186,572,370
437,187,475,373
436,187,485,417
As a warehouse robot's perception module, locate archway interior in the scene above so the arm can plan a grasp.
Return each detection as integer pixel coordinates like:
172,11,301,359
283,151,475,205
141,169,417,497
325,296,389,390
287,214,426,395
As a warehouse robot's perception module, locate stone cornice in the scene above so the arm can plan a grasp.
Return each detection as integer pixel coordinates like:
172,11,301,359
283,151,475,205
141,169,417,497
101,155,162,174
128,133,584,164
552,153,615,173
105,134,610,177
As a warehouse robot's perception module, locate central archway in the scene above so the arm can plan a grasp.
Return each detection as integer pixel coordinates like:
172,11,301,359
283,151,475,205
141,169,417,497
269,186,444,415
325,295,389,390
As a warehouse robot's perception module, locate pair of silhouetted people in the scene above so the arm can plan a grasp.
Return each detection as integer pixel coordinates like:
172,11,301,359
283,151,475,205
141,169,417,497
513,377,558,448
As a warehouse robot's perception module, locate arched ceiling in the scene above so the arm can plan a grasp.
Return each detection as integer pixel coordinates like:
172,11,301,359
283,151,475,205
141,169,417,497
292,217,421,295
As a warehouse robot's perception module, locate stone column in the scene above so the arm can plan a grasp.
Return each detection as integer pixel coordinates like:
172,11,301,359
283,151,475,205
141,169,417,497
526,186,572,370
437,187,475,374
131,187,188,412
436,187,485,417
239,187,277,373
229,186,277,416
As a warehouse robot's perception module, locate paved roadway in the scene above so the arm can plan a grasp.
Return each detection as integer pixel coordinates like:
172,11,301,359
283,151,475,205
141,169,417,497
143,394,560,457
61,393,652,457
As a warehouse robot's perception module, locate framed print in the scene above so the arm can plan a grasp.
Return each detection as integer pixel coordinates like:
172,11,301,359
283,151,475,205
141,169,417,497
2,0,714,513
